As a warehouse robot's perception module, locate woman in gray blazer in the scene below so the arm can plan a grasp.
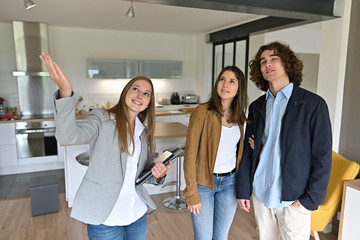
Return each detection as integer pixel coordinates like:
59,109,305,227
40,52,172,240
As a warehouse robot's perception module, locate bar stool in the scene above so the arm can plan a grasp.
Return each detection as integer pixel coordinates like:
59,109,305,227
163,149,186,210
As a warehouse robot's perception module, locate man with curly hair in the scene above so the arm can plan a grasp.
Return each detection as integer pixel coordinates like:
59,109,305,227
236,42,332,240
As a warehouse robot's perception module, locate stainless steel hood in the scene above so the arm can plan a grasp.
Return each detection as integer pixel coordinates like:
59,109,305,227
13,21,50,76
12,21,56,117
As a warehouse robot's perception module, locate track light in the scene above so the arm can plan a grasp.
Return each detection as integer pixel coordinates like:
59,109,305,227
126,1,135,18
24,0,36,10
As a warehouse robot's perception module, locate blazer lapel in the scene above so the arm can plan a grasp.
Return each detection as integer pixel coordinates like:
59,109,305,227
136,131,149,178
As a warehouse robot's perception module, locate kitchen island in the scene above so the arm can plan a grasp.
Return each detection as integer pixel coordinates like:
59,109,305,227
61,121,188,207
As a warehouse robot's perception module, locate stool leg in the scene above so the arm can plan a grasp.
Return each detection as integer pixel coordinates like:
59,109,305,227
175,155,181,197
163,156,186,210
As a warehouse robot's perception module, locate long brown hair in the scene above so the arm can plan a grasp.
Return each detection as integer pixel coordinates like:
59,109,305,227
249,41,303,91
207,66,248,125
108,76,155,158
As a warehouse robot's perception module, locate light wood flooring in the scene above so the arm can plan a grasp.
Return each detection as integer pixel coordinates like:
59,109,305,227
0,192,337,240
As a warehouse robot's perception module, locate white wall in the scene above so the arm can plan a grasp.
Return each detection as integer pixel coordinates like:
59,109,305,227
49,26,199,95
317,0,352,151
0,23,207,103
264,24,322,54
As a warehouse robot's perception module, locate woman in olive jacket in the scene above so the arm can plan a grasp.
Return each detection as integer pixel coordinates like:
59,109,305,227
184,66,248,240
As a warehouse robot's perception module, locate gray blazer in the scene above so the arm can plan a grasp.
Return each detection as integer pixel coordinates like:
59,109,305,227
54,93,157,225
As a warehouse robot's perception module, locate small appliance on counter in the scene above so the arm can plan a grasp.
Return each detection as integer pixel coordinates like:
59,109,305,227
184,94,197,104
170,92,181,105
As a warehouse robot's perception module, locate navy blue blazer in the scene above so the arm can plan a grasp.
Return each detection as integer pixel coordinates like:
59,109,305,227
236,85,332,211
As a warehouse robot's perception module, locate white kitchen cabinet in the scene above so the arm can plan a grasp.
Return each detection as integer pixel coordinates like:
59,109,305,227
156,114,190,125
0,123,17,168
62,144,89,207
0,123,16,145
0,145,18,167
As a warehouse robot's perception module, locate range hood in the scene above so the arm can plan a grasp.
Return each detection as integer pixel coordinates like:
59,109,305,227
12,21,56,117
13,21,50,77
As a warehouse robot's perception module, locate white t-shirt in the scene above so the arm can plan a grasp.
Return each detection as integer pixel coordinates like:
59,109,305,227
213,124,240,173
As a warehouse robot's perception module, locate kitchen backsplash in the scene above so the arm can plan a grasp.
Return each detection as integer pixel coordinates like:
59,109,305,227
0,90,198,116
156,91,196,105
0,94,19,110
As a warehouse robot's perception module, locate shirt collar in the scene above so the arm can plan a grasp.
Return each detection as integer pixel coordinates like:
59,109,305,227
134,116,145,138
110,113,145,137
265,82,294,100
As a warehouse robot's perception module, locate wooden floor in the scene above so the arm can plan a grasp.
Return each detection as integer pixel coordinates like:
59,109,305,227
0,192,337,240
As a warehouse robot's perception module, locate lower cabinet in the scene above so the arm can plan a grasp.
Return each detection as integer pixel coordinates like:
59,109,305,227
156,114,190,125
61,144,89,208
0,145,18,168
0,123,18,169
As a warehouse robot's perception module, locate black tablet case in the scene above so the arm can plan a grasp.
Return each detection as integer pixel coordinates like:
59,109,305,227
135,148,183,188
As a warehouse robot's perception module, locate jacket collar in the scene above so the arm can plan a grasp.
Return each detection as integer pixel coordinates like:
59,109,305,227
256,84,303,117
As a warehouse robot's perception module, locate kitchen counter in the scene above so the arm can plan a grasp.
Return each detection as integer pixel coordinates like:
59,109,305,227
60,122,187,146
0,108,196,123
154,122,187,139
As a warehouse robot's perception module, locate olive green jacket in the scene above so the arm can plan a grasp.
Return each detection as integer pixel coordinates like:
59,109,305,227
183,103,244,205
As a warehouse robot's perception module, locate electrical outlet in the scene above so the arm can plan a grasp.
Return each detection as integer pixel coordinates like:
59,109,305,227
337,211,341,221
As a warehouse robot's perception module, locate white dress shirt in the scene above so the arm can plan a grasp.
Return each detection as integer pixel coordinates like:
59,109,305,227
103,116,148,226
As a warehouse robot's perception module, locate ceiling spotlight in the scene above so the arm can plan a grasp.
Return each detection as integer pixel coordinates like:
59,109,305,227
24,0,36,10
126,1,135,18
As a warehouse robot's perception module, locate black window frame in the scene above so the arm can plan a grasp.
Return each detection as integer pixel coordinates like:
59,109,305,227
211,36,249,87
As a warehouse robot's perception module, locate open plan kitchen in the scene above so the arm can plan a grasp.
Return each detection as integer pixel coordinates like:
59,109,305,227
0,21,202,203
0,0,358,239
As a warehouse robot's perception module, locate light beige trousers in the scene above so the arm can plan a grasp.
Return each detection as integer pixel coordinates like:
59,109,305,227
252,194,311,240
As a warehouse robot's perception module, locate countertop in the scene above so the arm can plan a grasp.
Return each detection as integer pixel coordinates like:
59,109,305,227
154,122,187,139
0,108,196,123
59,122,187,146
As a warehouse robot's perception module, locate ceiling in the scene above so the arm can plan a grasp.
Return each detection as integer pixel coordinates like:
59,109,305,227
0,0,263,35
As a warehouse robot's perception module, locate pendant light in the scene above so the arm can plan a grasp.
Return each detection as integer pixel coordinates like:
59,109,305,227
24,0,36,10
126,1,135,18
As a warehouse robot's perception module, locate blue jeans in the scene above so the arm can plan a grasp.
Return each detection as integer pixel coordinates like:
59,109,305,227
191,172,237,240
87,214,147,240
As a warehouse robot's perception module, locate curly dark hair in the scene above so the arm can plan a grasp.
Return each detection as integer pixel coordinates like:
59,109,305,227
249,41,303,91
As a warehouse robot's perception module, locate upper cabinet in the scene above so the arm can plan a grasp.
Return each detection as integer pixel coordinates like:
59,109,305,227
88,59,182,79
88,59,138,79
139,60,182,79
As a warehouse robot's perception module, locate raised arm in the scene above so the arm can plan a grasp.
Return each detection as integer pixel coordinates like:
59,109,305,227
39,52,72,98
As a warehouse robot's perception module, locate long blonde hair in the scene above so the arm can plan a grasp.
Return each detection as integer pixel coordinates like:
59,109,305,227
108,76,155,158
